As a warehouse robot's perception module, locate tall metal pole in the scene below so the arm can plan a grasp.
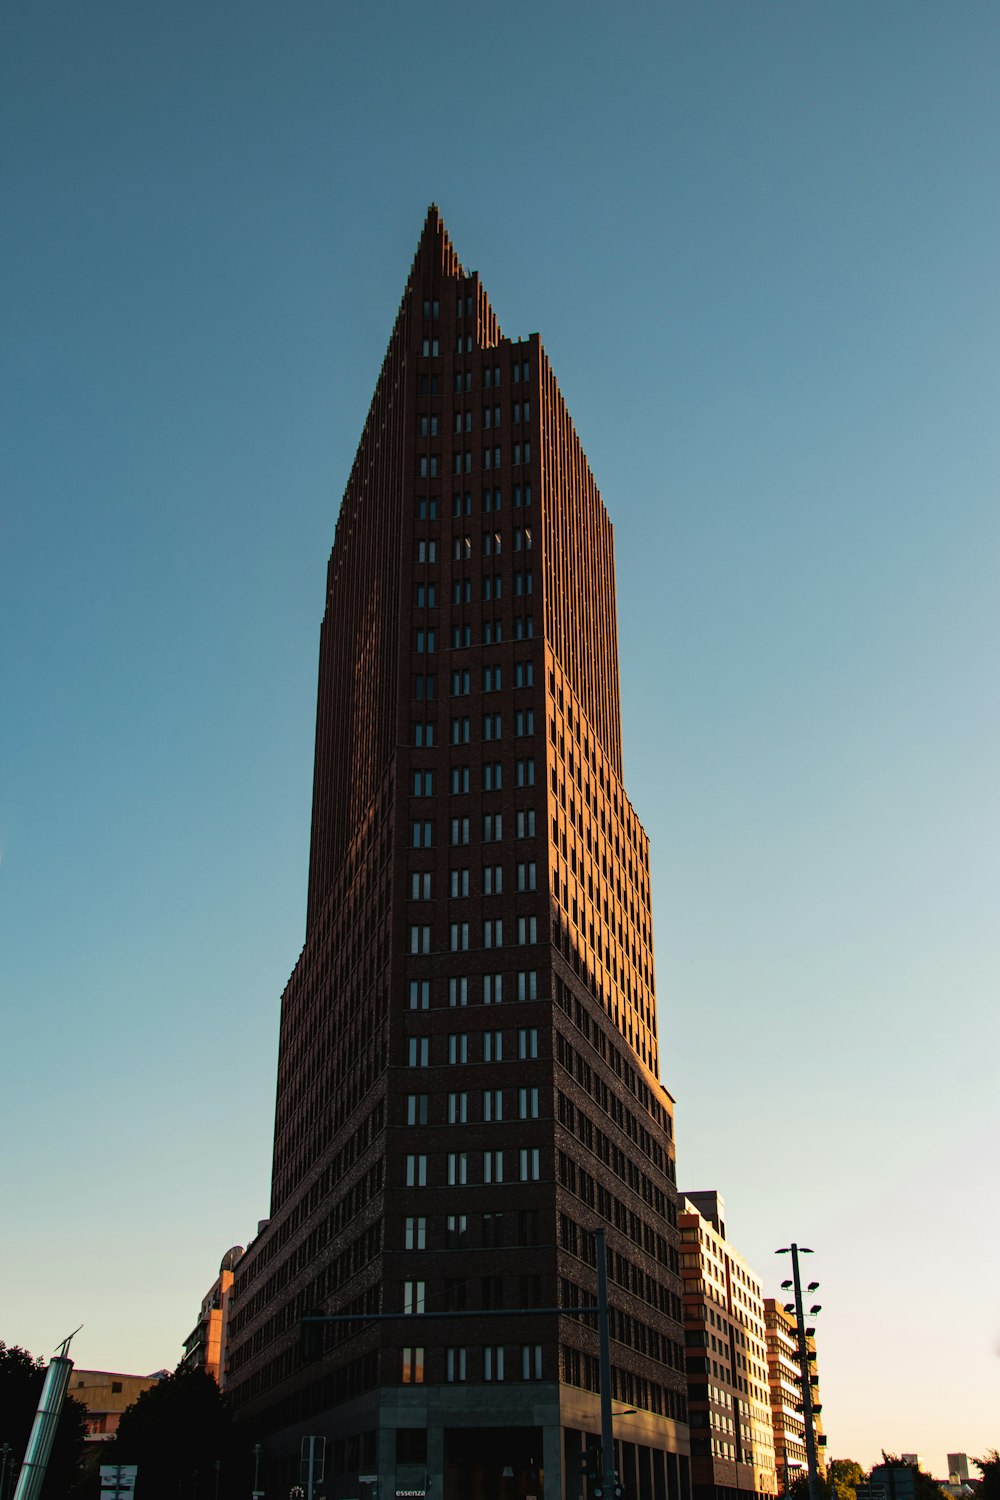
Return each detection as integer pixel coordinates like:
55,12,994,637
12,1352,75,1500
789,1246,821,1500
595,1229,616,1499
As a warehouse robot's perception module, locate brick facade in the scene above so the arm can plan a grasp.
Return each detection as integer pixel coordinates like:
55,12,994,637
225,208,690,1500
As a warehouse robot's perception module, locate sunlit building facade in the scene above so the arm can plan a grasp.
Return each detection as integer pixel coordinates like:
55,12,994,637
679,1192,776,1500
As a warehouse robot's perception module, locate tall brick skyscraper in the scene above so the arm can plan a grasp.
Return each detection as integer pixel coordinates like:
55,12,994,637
226,208,690,1500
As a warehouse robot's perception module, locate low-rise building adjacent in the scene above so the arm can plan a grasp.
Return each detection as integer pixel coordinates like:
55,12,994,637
69,1369,166,1441
679,1191,777,1500
763,1299,826,1492
180,1244,244,1386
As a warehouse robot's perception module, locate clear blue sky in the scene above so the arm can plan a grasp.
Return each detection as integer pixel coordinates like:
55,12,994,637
2,0,997,1471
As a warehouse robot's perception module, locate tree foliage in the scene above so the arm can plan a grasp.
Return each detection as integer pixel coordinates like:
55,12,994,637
0,1341,88,1499
973,1452,1000,1500
103,1368,249,1500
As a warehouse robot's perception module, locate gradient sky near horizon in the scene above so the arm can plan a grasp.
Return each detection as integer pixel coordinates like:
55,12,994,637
2,0,998,1472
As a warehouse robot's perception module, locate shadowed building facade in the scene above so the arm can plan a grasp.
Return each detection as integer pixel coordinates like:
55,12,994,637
225,208,690,1500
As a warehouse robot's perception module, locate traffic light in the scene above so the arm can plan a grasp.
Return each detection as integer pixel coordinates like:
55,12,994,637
300,1317,324,1361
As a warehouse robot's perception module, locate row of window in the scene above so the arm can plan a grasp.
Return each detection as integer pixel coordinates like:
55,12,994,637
404,1146,542,1187
420,402,530,436
409,861,537,897
404,1084,540,1127
444,529,533,558
410,807,536,846
414,363,530,393
406,1027,538,1067
425,661,532,691
418,444,531,477
407,970,539,1009
401,1343,542,1384
407,914,538,953
417,484,532,520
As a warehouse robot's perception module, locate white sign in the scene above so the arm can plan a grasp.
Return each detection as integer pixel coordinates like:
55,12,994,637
100,1467,138,1498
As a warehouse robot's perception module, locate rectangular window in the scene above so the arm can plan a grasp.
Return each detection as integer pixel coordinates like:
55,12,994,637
446,1347,467,1383
518,1086,539,1119
450,868,470,898
483,972,503,1004
514,661,534,688
408,923,431,954
408,979,430,1010
483,813,502,842
517,970,537,1002
450,716,471,744
483,664,501,692
483,1346,505,1382
452,623,471,648
483,1089,503,1123
516,809,536,838
484,1030,503,1063
449,976,469,1007
407,1038,429,1068
450,921,470,952
414,721,435,747
482,1211,504,1247
411,820,433,847
519,1147,541,1181
401,1346,425,1384
521,1345,542,1381
515,758,535,786
450,765,470,794
514,614,533,638
483,864,502,895
410,871,432,900
449,1033,469,1065
518,1028,538,1059
451,669,471,696
516,862,536,892
483,761,502,791
406,1094,428,1126
445,1214,467,1249
484,918,503,949
412,769,433,796
515,709,534,736
450,817,470,846
404,1216,427,1250
517,915,538,945
402,1279,426,1315
405,1155,427,1187
448,1091,469,1124
483,1149,504,1183
452,579,472,604
447,1152,468,1186
415,540,437,563
483,713,502,741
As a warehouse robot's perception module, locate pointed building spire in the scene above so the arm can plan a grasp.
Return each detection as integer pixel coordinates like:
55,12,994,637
411,203,465,284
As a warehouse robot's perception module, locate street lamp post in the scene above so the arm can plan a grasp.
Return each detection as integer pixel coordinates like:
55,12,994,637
776,1246,821,1500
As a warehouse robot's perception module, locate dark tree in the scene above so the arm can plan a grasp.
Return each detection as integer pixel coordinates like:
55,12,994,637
973,1452,1000,1500
103,1368,249,1500
0,1342,88,1499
